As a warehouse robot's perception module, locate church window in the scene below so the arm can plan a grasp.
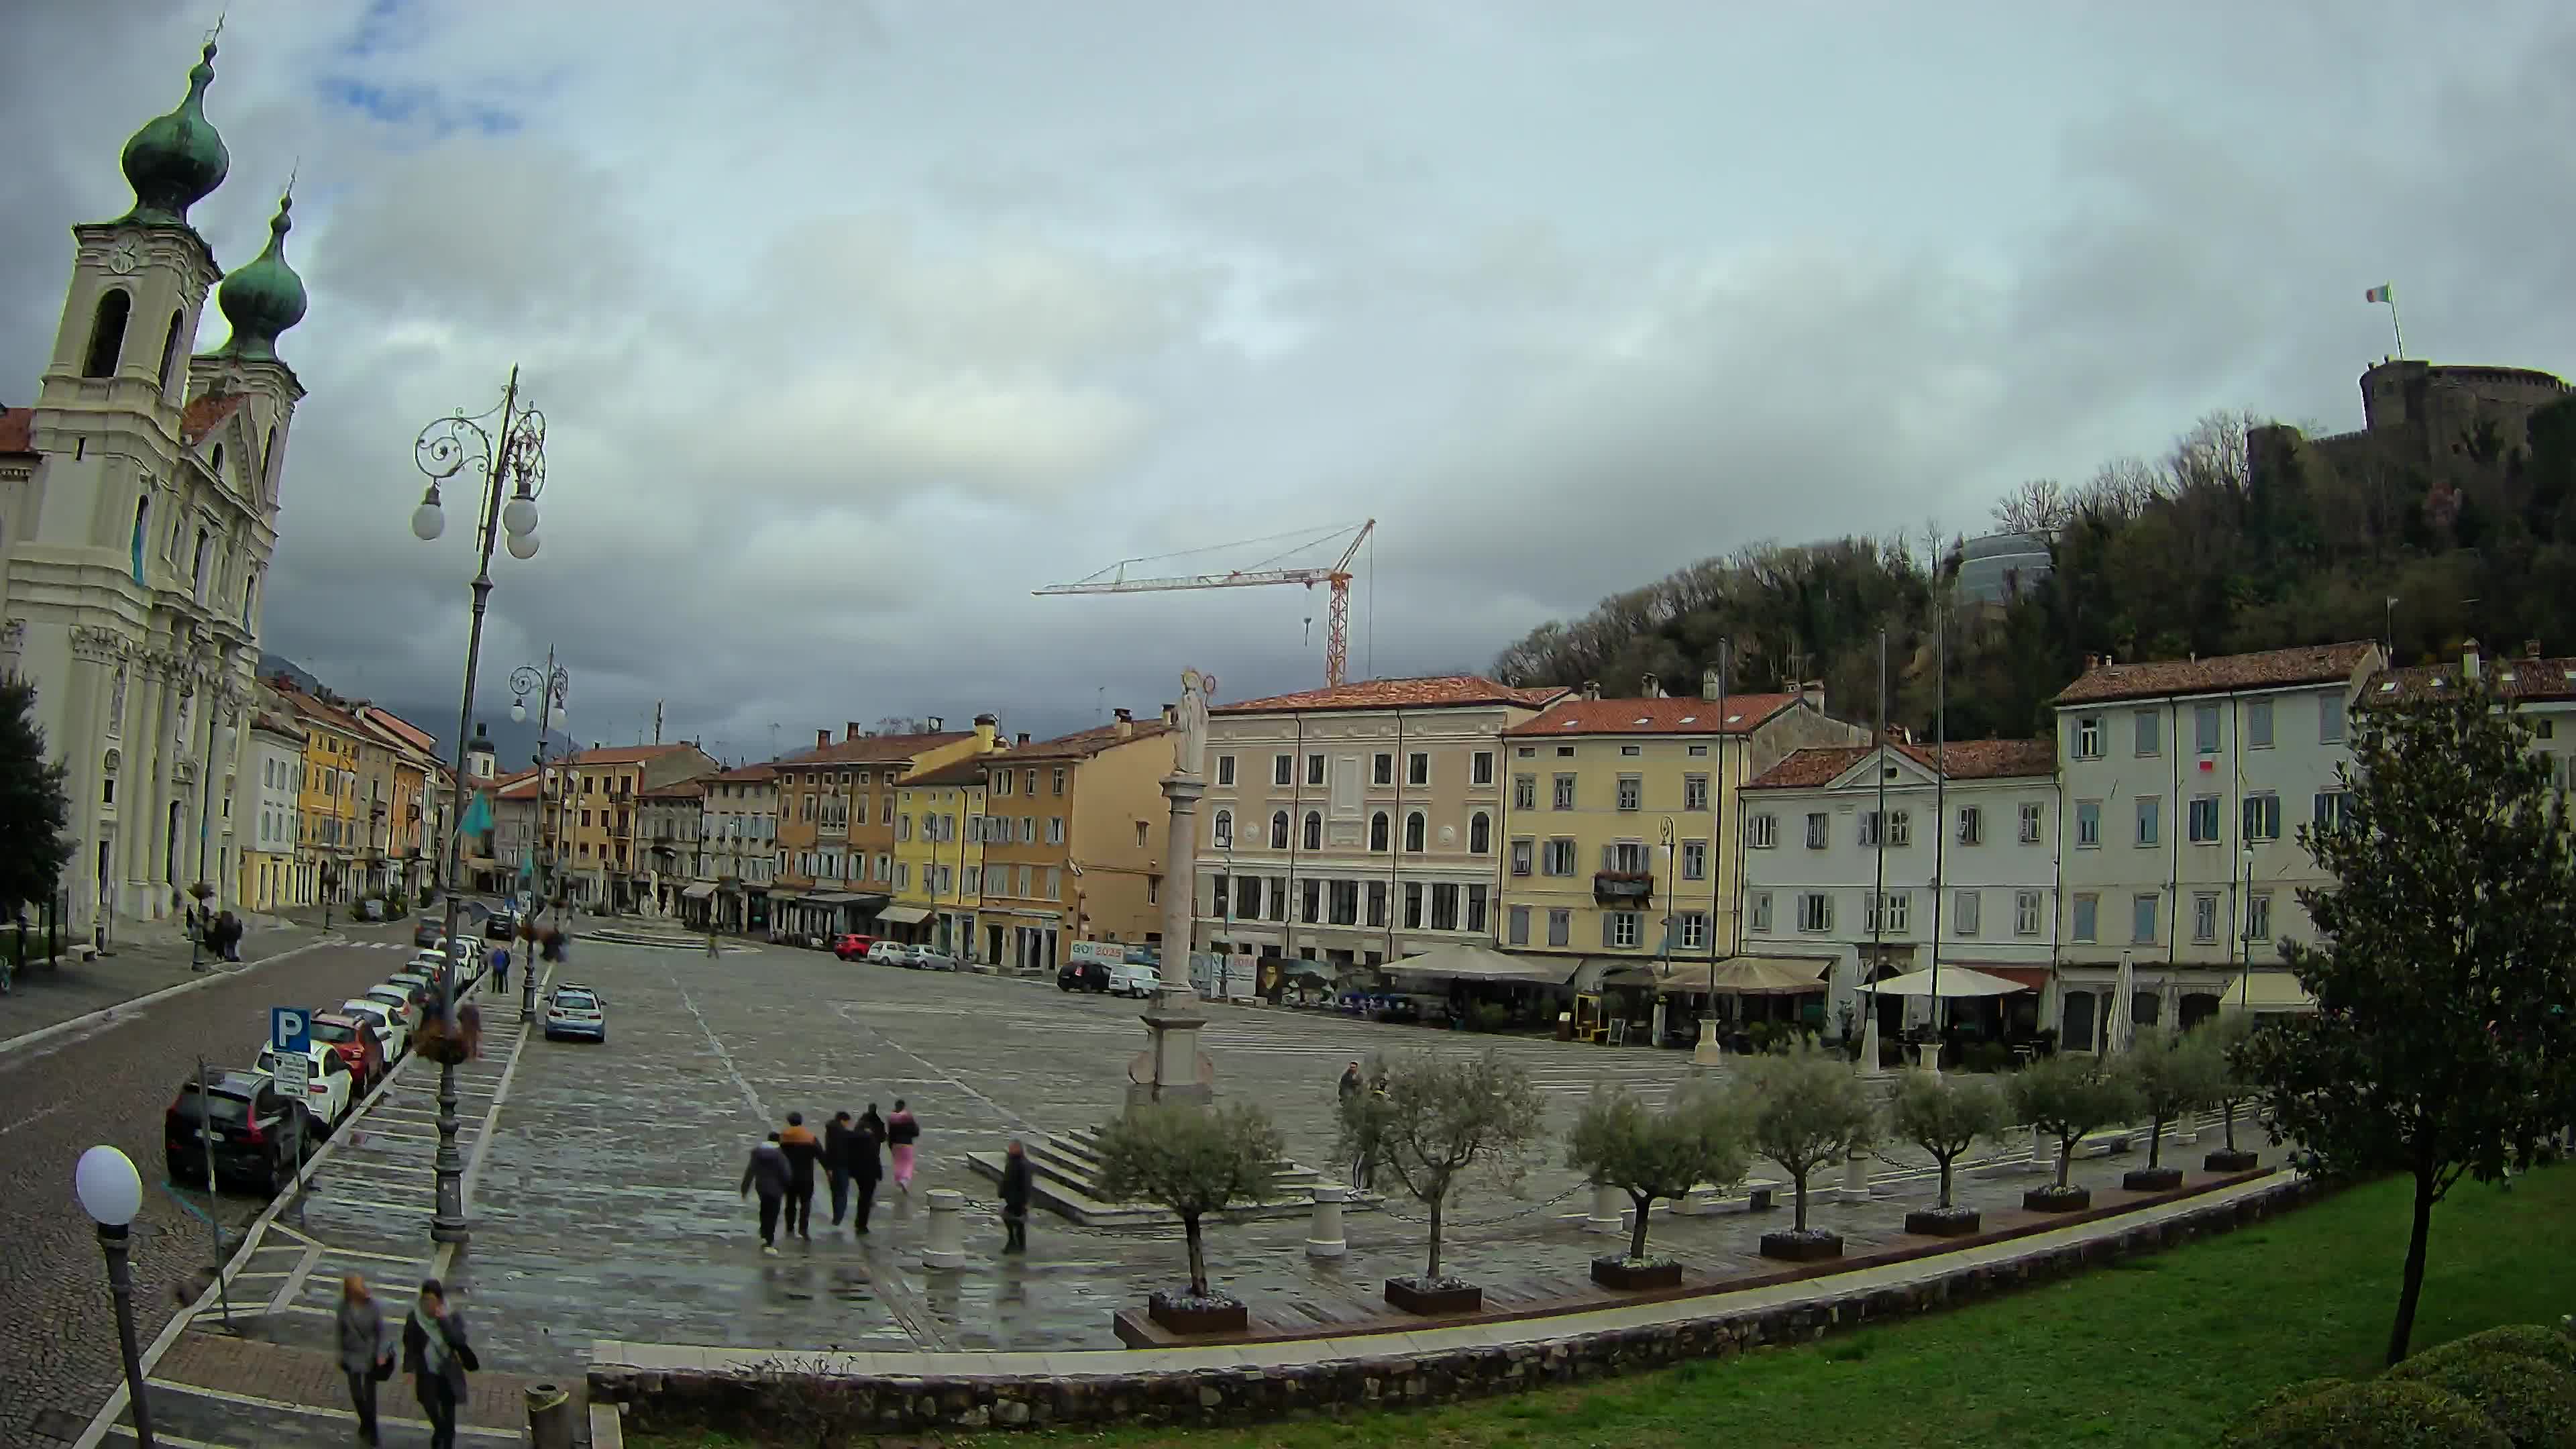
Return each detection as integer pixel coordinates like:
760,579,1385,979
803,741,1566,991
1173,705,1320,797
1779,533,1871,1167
192,528,212,601
156,310,185,394
211,443,225,481
83,289,131,378
129,497,148,583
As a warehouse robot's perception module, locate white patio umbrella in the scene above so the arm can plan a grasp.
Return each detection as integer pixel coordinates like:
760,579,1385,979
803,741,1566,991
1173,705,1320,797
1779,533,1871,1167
2105,951,2136,1053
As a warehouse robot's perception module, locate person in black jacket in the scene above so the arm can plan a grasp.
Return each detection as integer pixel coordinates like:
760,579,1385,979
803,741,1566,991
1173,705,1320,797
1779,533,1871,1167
739,1132,790,1254
1000,1138,1032,1254
849,1104,885,1235
777,1112,824,1240
400,1277,478,1449
823,1111,856,1227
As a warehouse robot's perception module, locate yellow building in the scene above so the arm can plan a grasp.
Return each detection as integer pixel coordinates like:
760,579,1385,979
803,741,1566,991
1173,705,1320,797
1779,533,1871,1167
555,743,720,912
358,705,443,899
1494,679,1862,981
978,712,1175,972
892,746,994,955
280,688,364,906
767,716,996,940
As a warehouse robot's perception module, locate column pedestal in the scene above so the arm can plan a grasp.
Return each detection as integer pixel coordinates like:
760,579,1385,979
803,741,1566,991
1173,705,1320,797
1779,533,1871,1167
1692,1015,1723,1066
1585,1183,1625,1234
1840,1150,1874,1201
1858,1013,1884,1075
1304,1185,1348,1257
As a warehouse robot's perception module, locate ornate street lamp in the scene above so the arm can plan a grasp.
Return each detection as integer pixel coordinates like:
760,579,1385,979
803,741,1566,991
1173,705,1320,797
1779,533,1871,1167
409,368,547,1247
75,1146,154,1447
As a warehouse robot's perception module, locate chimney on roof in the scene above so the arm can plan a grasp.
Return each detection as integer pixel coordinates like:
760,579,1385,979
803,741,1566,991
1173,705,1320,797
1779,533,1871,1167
926,716,943,732
1114,707,1135,739
1582,680,1602,701
1701,669,1721,702
1640,673,1663,698
816,728,830,749
1015,731,1031,747
846,721,862,741
1802,680,1827,712
2526,639,2542,660
2084,653,2100,671
974,713,998,750
2463,638,2482,680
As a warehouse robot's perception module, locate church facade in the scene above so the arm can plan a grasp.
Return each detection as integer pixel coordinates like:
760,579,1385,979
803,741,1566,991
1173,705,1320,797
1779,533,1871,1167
0,36,311,941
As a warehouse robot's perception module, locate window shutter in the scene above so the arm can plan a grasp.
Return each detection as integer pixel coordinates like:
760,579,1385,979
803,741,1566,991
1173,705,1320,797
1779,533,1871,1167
1599,843,1613,871
1601,914,1616,949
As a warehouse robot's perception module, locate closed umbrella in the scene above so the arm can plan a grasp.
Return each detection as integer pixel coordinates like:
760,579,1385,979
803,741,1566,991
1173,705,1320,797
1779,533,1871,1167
2106,951,2136,1054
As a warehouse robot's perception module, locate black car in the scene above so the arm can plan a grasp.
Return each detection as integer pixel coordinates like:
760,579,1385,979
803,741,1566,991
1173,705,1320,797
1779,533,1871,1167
165,1071,309,1195
485,910,519,941
413,916,445,949
1057,960,1110,993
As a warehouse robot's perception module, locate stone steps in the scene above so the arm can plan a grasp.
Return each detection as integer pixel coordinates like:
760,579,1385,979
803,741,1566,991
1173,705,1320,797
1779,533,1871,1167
965,1130,1366,1228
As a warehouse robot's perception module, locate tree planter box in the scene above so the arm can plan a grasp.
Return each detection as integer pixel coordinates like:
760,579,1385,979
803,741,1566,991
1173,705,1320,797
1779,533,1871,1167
1903,1206,1982,1237
1146,1293,1248,1336
2023,1185,2091,1213
1758,1229,1843,1262
2204,1149,2260,1173
1383,1277,1483,1315
2123,1166,2184,1192
1590,1256,1683,1291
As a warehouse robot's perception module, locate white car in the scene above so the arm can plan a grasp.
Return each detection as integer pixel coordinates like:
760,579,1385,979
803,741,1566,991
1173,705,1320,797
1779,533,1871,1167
254,1042,355,1132
865,940,909,965
340,998,411,1060
542,984,606,1042
1106,961,1159,998
904,944,959,971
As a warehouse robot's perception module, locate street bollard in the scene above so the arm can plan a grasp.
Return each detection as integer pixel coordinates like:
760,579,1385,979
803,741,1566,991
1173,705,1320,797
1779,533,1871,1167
525,1381,575,1449
2176,1111,2201,1146
920,1189,967,1269
2029,1123,2051,1173
1585,1183,1625,1235
1841,1149,1873,1201
1303,1185,1348,1258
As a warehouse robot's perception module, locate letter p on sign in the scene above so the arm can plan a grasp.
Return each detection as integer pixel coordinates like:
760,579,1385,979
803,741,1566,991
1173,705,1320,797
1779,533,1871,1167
270,1007,309,1055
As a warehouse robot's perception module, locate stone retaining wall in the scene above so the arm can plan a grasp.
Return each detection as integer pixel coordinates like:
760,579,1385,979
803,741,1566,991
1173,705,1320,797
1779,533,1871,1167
594,1174,2331,1437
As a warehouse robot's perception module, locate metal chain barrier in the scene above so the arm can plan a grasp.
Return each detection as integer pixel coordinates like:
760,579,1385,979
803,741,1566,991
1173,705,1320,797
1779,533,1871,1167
1371,1180,1589,1228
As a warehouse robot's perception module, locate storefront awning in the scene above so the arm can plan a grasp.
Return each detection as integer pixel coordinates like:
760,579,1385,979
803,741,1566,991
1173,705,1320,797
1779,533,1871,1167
1969,965,2053,993
876,905,932,925
680,882,717,900
767,892,808,905
1600,955,1831,996
1383,944,1580,986
805,892,885,908
2221,969,2318,1014
1866,964,2030,998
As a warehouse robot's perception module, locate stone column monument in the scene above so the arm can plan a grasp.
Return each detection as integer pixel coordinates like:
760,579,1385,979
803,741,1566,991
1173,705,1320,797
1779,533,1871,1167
1130,668,1216,1107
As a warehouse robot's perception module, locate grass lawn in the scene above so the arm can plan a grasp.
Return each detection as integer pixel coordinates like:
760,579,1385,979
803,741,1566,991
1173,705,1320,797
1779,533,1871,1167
633,1163,2571,1449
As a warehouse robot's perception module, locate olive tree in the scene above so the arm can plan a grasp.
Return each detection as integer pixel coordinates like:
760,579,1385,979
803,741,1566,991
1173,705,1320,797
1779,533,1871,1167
1888,1068,2008,1212
1730,1038,1879,1232
2192,1013,2260,1159
1346,1050,1547,1283
1564,1082,1750,1263
2123,1024,2216,1172
1093,1102,1283,1301
2008,1053,2141,1191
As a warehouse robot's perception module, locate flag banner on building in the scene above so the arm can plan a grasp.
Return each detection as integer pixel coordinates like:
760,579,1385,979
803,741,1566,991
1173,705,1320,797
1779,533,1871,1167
459,790,492,838
2365,284,2394,303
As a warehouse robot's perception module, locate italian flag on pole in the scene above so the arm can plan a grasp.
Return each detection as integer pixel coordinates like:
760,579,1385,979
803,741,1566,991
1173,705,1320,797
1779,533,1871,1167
2365,284,2394,304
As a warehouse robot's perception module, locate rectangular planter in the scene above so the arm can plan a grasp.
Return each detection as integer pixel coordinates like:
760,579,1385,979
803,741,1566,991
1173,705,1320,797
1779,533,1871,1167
1590,1257,1684,1291
1146,1297,1248,1336
1384,1278,1484,1315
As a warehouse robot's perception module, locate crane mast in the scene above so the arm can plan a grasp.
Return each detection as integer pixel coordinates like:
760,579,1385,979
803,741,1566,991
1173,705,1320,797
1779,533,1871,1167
1034,520,1376,686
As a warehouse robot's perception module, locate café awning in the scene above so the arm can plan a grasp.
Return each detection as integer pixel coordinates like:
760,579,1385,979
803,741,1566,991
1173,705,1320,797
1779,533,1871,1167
1864,964,2030,998
875,905,932,925
805,892,883,908
680,882,717,900
1383,944,1580,986
2220,969,2318,1014
1602,956,1831,996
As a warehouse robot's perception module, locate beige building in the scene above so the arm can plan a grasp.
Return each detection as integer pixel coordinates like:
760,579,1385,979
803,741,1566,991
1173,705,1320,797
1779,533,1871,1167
976,710,1177,973
1193,675,1566,968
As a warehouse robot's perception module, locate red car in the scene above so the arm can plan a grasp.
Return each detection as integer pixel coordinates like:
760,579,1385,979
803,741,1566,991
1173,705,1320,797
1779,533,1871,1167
832,934,879,961
308,1012,388,1093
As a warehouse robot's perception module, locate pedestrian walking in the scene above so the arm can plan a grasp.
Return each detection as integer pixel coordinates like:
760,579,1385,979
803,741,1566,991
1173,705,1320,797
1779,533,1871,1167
850,1104,885,1234
336,1274,395,1445
1337,1061,1362,1109
887,1099,921,1192
1000,1139,1032,1254
491,946,510,996
779,1112,823,1239
824,1111,857,1226
740,1130,790,1254
401,1278,478,1449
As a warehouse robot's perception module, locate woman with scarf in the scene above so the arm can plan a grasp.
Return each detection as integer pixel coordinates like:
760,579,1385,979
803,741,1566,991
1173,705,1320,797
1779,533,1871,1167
886,1099,921,1192
335,1275,394,1444
401,1278,479,1449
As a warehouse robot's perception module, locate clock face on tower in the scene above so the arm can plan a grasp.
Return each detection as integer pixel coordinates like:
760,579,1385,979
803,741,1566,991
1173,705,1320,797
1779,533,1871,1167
106,239,142,276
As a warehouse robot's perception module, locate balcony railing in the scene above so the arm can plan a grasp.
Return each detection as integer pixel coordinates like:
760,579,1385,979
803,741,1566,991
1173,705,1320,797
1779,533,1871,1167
1593,871,1654,905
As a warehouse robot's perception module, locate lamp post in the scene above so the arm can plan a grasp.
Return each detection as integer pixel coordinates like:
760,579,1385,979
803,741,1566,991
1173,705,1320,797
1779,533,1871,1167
2238,844,2256,971
75,1145,154,1447
513,653,568,1020
409,368,548,1247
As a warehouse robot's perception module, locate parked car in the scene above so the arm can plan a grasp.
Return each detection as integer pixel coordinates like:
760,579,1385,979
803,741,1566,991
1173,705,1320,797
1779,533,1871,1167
865,940,909,965
832,933,879,961
1057,960,1110,992
485,911,519,941
254,1042,355,1132
543,984,607,1042
307,1011,388,1092
340,998,411,1060
902,944,957,971
413,916,446,949
1105,961,1159,998
165,1071,309,1194
378,977,435,1019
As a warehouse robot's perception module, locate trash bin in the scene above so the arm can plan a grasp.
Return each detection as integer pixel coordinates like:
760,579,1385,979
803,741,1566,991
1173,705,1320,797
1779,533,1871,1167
525,1382,574,1449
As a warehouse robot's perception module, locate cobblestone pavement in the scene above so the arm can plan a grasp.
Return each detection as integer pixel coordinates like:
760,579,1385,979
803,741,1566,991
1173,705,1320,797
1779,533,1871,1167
0,916,447,1447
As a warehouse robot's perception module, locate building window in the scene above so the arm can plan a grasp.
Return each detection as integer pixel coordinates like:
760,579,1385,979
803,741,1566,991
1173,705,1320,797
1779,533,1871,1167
2135,796,2160,847
1621,744,1642,757
1507,904,1530,945
1748,813,1776,849
83,288,131,378
1430,883,1460,930
2321,693,2347,743
2074,714,2102,760
1513,774,1536,809
1299,879,1322,924
1403,881,1423,928
1408,751,1430,786
1552,773,1576,810
963,865,981,896
1328,879,1358,926
1796,892,1833,932
1269,811,1289,849
2192,892,2218,943
1546,908,1570,947
2242,792,2281,842
2072,893,2098,943
1216,755,1235,786
1468,812,1491,853
1805,812,1829,849
1678,912,1709,951
1509,838,1533,875
2075,800,2100,848
1303,753,1325,788
1617,775,1642,811
1373,752,1393,786
1542,838,1576,875
1748,890,1773,932
2246,699,2274,749
1680,839,1707,880
1859,810,1882,847
2135,709,2161,757
2194,704,2221,753
2189,795,2221,843
1303,811,1322,851
1888,810,1911,846
1273,754,1293,787
1956,806,1982,845
1370,812,1390,851
2018,802,2043,844
1953,890,1980,936
1683,773,1709,810
1471,751,1494,786
1212,874,1230,918
2314,790,2351,830
2245,890,2273,947
1866,890,1910,934
2132,893,2159,944
2015,890,2043,936
1367,879,1387,927
1212,810,1234,848
1607,911,1640,949
1403,811,1426,852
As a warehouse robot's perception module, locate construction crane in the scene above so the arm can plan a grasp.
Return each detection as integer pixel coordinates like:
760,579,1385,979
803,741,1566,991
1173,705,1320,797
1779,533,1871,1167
1035,519,1377,687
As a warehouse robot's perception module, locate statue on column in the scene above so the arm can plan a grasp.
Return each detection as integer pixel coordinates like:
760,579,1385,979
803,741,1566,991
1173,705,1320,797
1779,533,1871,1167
1173,669,1216,781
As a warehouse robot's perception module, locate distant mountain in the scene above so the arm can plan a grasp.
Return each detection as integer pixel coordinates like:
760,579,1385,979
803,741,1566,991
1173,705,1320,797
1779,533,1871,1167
258,652,323,694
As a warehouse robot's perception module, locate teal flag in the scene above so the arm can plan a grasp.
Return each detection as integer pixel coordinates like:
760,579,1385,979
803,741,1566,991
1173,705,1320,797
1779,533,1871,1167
460,790,493,837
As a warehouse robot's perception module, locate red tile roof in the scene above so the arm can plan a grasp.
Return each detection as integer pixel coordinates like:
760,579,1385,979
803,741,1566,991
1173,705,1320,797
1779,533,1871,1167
712,763,777,784
1748,738,2056,790
181,394,246,445
566,743,694,767
0,407,31,455
1503,693,1803,737
642,779,706,799
2051,642,2379,706
1214,675,1567,715
1005,720,1173,761
774,731,972,768
276,685,364,736
902,754,997,788
356,705,439,757
2367,651,2576,705
249,711,303,741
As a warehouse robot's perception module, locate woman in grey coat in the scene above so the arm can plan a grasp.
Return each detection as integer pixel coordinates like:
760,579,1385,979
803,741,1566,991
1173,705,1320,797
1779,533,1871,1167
335,1274,394,1444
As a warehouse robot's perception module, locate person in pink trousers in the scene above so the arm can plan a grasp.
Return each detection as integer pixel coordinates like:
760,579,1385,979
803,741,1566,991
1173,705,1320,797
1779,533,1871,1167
887,1099,920,1191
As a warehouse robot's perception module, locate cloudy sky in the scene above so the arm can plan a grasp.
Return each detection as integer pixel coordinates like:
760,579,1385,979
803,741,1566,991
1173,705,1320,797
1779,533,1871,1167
9,0,2574,762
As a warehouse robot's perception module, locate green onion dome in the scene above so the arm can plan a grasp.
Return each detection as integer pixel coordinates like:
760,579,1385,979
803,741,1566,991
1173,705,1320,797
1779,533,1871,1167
118,42,229,227
215,193,307,362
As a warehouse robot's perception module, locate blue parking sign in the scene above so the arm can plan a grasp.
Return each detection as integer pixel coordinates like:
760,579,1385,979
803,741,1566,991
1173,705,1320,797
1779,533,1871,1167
270,1006,310,1055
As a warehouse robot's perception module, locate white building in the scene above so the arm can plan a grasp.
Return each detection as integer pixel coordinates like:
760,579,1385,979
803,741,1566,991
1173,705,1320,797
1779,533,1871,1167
1740,737,2060,1038
697,762,778,932
2367,639,2576,790
0,40,309,938
242,707,303,912
2049,641,2383,1048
